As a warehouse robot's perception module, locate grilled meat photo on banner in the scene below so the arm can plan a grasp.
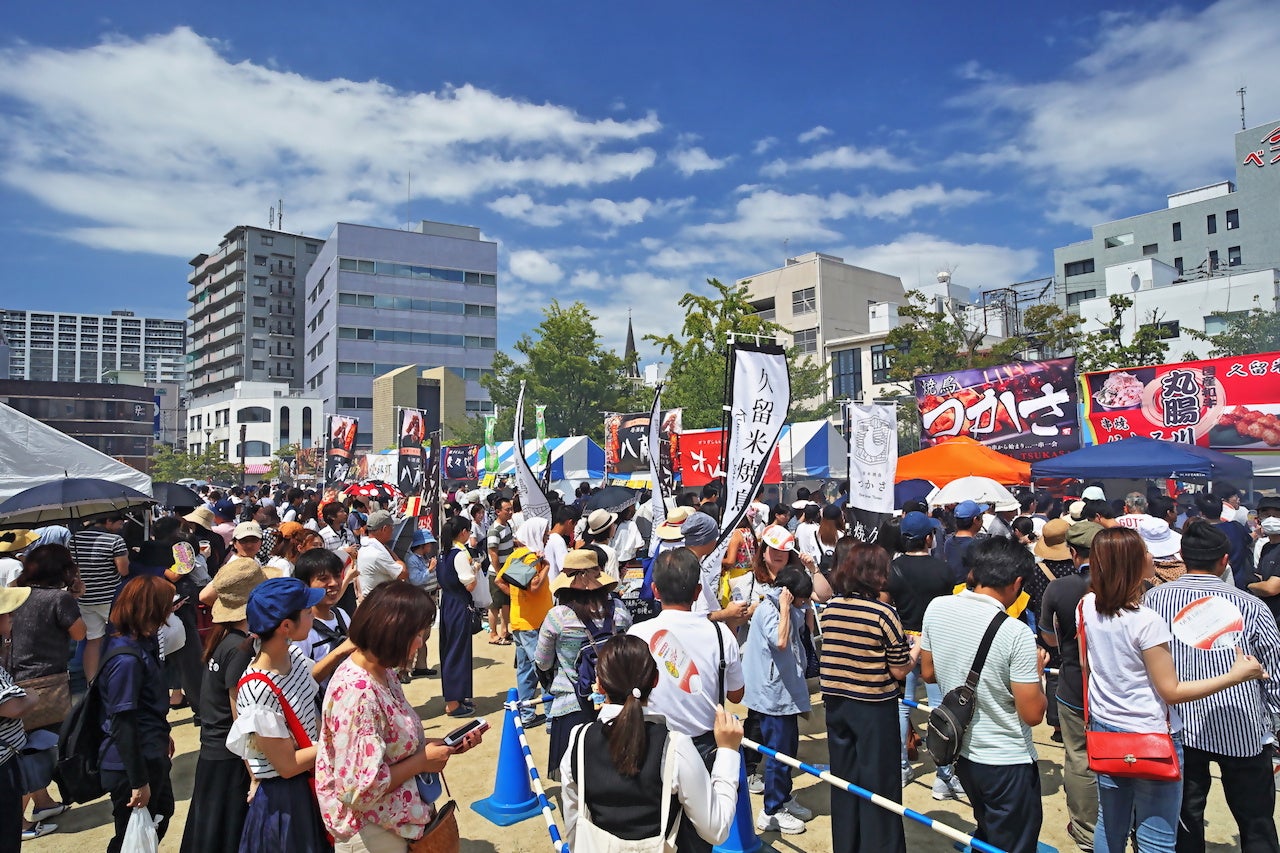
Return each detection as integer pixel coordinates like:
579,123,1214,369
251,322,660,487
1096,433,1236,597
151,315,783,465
396,408,426,496
325,415,359,486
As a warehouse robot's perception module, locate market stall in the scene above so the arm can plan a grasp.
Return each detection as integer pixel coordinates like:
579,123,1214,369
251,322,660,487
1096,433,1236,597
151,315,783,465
1030,436,1253,484
478,436,605,491
894,436,1031,487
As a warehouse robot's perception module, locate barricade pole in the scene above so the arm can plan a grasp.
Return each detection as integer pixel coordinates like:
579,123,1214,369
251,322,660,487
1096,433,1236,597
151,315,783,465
511,694,554,709
504,697,570,853
740,737,1007,853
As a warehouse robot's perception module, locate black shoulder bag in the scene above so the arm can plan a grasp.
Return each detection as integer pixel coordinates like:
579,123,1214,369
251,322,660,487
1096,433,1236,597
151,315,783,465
925,611,1007,766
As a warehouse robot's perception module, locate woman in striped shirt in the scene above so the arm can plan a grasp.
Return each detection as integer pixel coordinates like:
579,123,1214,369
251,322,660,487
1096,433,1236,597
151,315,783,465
819,540,914,853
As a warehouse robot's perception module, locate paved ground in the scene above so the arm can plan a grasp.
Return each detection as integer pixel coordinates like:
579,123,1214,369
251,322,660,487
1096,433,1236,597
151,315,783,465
30,632,1253,852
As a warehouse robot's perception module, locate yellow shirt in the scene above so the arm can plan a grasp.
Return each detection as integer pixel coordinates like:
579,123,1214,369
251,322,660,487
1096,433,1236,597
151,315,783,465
498,549,553,631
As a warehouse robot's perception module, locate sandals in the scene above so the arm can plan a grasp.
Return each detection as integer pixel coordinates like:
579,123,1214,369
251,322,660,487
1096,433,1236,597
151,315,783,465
29,803,69,822
22,822,57,841
489,637,512,646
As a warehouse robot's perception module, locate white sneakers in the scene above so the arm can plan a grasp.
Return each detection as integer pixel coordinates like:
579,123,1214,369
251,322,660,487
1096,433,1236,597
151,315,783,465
746,773,764,794
931,775,966,801
756,798,813,834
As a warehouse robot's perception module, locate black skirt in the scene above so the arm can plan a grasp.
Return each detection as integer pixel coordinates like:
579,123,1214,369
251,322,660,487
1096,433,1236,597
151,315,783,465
180,756,251,853
237,773,332,853
547,708,594,779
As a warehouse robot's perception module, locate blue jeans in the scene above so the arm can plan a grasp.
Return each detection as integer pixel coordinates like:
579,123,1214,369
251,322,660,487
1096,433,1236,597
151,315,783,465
758,713,799,815
899,662,954,781
1092,721,1184,853
512,629,540,725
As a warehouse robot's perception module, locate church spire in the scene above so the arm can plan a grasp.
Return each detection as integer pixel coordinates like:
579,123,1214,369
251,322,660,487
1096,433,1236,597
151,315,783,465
624,310,640,379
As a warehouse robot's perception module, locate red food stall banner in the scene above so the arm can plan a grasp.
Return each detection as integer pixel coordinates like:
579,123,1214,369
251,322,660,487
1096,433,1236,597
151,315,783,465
1082,351,1280,452
679,428,782,487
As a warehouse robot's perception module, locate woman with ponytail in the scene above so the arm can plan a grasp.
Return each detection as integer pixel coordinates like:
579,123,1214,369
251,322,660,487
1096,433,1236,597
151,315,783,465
559,634,743,850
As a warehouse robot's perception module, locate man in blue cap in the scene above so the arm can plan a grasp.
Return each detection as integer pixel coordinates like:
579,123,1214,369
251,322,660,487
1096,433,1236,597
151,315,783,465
944,500,985,584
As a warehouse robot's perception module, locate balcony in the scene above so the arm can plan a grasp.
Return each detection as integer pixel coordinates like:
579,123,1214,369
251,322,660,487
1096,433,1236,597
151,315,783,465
268,367,295,380
269,282,295,298
268,345,294,358
193,343,243,370
268,303,294,317
268,323,295,338
269,260,296,277
210,259,246,288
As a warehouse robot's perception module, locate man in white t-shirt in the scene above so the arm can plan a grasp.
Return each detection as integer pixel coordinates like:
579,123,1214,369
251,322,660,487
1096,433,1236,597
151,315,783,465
1115,492,1149,530
544,505,578,583
356,510,406,603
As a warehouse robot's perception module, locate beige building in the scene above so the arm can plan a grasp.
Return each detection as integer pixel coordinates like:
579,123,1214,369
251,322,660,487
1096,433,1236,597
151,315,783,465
739,252,906,407
371,365,468,450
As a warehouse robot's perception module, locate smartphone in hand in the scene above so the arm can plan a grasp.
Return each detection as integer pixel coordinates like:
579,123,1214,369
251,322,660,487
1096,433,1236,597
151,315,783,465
442,717,489,748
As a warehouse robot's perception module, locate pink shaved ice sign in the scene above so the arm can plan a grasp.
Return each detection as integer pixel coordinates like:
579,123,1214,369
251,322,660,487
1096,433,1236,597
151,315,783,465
1172,596,1244,651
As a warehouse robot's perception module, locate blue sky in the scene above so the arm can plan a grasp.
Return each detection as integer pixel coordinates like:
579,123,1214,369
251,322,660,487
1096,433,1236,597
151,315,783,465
1,0,1276,363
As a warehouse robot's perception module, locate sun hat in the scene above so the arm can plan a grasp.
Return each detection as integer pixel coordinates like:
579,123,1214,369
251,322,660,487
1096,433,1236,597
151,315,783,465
994,498,1020,513
183,506,216,530
0,587,31,615
899,512,934,540
655,506,695,541
1034,519,1072,561
276,521,304,540
0,530,39,554
246,577,325,635
953,500,983,521
366,510,394,531
680,512,719,548
761,525,796,552
411,528,436,548
586,509,619,537
562,549,601,571
1082,486,1106,502
1137,517,1182,559
232,521,263,541
210,557,268,623
552,549,618,594
1065,521,1103,552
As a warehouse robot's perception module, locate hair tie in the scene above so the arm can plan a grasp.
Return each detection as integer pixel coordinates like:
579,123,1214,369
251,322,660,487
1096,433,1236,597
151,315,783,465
631,687,641,699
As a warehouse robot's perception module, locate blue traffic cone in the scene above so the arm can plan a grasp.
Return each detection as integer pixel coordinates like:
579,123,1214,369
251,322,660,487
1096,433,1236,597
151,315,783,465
714,757,762,853
472,688,544,826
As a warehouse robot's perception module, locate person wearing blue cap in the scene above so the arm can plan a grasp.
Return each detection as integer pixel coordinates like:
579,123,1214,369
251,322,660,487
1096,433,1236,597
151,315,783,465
405,527,439,678
226,577,332,852
943,500,986,584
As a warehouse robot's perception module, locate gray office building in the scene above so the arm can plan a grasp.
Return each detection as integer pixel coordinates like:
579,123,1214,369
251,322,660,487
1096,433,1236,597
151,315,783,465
303,221,498,449
187,226,325,400
0,309,186,385
1055,116,1280,307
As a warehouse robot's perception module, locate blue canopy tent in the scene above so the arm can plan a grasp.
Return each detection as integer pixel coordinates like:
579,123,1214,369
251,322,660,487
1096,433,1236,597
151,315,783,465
478,437,605,491
1030,436,1253,484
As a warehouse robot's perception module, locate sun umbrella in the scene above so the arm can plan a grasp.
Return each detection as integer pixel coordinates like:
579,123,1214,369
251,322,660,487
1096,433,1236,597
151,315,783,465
0,478,154,528
151,482,202,508
894,479,936,509
344,481,402,503
927,475,1017,508
585,485,640,514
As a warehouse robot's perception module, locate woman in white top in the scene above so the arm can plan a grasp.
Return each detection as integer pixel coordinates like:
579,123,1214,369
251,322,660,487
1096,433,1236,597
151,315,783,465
793,504,821,564
437,516,478,717
1081,527,1264,853
560,634,743,850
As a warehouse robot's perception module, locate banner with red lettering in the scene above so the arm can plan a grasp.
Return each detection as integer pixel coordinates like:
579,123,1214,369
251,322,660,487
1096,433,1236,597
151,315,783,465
1082,351,1280,452
605,409,683,476
325,415,359,486
679,428,783,487
914,357,1081,462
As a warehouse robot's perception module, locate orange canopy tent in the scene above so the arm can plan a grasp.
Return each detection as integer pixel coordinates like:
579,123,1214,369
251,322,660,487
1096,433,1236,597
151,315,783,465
894,436,1031,487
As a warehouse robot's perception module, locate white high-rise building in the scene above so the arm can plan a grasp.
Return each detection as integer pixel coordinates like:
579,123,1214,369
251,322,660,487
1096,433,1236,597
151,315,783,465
0,308,186,386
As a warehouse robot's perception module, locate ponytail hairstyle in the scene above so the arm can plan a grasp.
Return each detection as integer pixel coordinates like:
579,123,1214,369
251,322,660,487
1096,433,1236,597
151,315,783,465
594,634,659,777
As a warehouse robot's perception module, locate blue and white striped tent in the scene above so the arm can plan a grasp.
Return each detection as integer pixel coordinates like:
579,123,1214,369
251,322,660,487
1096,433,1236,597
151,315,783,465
478,437,605,489
778,420,847,480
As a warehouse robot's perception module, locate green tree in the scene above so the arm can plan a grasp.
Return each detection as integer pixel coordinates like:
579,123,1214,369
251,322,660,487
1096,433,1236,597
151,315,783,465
149,444,242,483
1075,294,1170,372
1184,294,1280,358
478,300,645,443
646,278,834,429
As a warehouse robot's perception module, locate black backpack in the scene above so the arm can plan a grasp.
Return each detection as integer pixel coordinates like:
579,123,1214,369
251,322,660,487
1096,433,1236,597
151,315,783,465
573,604,618,711
54,645,143,803
925,612,1006,767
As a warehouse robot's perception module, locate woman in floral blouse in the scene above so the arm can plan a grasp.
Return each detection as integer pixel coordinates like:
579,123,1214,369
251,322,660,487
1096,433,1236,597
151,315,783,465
316,581,485,852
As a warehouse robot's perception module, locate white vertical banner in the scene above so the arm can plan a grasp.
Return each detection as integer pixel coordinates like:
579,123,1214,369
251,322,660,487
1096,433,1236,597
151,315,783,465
646,385,667,545
701,342,790,576
513,381,552,522
846,402,898,541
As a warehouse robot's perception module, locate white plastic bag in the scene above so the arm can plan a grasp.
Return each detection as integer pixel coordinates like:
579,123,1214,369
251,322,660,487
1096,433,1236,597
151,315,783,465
470,570,493,610
122,807,159,853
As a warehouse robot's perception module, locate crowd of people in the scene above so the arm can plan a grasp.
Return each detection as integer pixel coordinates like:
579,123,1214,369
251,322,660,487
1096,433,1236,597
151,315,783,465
0,476,1276,853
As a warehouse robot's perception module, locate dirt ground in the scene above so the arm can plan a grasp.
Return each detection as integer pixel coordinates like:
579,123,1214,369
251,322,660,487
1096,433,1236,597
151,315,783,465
30,632,1255,852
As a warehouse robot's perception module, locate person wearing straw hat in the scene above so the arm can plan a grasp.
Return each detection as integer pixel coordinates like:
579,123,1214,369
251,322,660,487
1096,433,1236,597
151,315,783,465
1028,518,1078,746
0,530,38,587
0,586,37,845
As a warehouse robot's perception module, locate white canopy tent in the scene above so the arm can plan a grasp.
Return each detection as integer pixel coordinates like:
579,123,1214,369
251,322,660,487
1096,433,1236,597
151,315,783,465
0,401,153,503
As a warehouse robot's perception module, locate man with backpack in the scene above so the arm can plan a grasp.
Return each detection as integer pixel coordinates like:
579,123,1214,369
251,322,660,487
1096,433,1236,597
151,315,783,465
921,537,1048,853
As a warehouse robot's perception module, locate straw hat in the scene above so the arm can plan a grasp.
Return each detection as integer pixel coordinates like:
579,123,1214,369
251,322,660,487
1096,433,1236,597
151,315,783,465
0,587,31,615
210,557,268,623
0,530,39,554
1034,519,1071,561
551,549,619,594
183,506,216,530
654,505,695,541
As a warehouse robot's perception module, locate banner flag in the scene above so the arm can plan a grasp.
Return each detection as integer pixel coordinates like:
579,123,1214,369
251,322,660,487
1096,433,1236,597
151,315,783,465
915,357,1080,462
396,409,426,496
846,402,898,542
701,342,790,577
606,407,683,482
514,382,552,521
645,387,668,556
483,415,498,474
535,405,549,467
443,445,480,481
1082,350,1280,452
325,415,358,487
424,431,441,538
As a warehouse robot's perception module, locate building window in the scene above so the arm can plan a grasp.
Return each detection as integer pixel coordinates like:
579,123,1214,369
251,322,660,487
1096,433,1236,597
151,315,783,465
261,235,274,246
236,441,272,457
302,408,313,445
1228,246,1242,267
253,276,266,287
793,328,817,355
870,344,894,384
1064,259,1095,277
832,348,862,400
1203,312,1247,335
306,243,318,254
1104,233,1134,249
1142,243,1158,256
791,287,816,315
254,255,268,266
1206,214,1217,235
237,406,271,423
1226,209,1239,230
337,397,375,410
465,400,496,413
1174,257,1183,275
1141,320,1180,340
252,296,267,307
252,318,266,328
1209,250,1219,271
1172,221,1182,242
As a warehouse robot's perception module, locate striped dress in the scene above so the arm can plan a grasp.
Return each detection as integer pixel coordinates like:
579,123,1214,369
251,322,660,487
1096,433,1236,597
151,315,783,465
818,596,910,702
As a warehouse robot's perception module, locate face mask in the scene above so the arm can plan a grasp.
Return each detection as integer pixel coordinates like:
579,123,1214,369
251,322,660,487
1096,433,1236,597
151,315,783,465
1261,517,1280,536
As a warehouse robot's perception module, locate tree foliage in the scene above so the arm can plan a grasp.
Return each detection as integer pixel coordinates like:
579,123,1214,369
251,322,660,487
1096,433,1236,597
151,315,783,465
475,300,646,444
1074,294,1170,372
1184,294,1280,358
645,279,835,429
150,444,242,483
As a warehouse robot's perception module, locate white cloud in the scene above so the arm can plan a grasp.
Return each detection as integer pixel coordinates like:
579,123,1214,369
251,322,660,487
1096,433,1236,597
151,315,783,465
752,137,778,155
508,249,564,285
797,125,832,143
836,232,1040,292
570,269,604,289
953,0,1280,224
761,145,911,177
669,146,730,176
0,28,662,254
487,193,691,228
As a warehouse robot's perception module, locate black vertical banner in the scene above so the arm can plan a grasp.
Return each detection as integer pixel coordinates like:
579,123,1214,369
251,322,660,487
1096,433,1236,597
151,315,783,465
396,408,426,496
